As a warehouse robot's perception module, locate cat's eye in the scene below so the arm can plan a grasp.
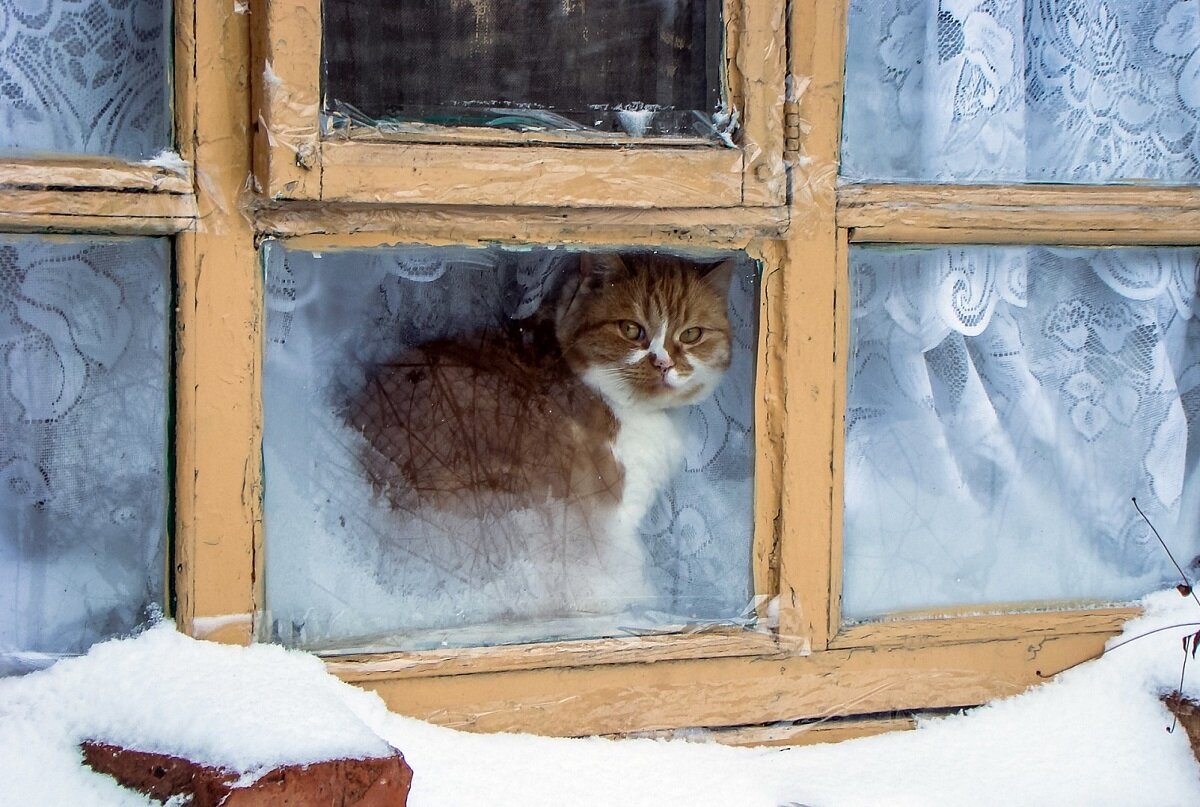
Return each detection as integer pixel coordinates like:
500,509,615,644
619,320,645,341
679,327,703,344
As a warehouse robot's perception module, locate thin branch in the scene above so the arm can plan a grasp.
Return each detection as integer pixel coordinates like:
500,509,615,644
1036,622,1200,679
1132,497,1200,610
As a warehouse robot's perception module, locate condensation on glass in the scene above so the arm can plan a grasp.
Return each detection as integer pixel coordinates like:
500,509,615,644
0,235,170,675
841,0,1200,183
262,243,757,653
0,0,171,160
321,0,726,140
843,245,1200,621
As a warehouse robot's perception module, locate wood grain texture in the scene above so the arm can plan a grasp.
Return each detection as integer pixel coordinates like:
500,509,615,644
0,158,191,194
841,184,1200,244
255,204,788,246
253,0,322,199
348,629,1112,737
326,630,780,680
319,142,745,208
174,0,263,645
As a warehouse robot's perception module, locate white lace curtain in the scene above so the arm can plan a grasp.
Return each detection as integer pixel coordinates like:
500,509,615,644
844,246,1200,618
0,0,171,159
842,0,1200,182
0,236,169,674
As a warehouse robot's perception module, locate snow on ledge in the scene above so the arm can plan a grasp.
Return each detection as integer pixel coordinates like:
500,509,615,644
1,591,1198,806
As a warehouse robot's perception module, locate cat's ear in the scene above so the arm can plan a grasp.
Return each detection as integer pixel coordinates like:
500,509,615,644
701,258,736,297
579,252,630,291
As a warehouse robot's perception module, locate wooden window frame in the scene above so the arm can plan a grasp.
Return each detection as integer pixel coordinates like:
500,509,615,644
163,0,1200,742
251,0,788,210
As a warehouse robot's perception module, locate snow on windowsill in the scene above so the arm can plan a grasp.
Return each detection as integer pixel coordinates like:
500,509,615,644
2,590,1199,806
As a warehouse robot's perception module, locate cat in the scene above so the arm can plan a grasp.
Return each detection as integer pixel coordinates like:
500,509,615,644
345,252,734,631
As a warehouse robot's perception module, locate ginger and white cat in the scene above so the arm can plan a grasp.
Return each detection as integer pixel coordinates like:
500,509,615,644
347,252,734,629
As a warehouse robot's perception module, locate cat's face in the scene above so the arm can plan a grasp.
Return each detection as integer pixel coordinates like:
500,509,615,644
556,253,735,411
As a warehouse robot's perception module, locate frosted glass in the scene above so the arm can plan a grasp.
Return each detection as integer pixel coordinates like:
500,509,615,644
842,0,1200,183
0,0,171,159
844,246,1200,620
0,235,170,675
263,244,757,652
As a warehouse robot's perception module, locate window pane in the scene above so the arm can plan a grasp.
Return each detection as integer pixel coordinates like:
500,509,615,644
0,0,171,160
0,235,170,674
322,0,724,139
844,245,1200,620
841,0,1200,183
263,244,757,652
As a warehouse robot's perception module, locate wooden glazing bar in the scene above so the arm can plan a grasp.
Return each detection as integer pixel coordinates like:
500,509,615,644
735,0,789,207
173,0,263,644
0,158,192,194
753,240,787,616
771,0,848,649
256,204,789,246
841,183,1200,244
252,0,322,199
0,189,196,223
319,142,746,208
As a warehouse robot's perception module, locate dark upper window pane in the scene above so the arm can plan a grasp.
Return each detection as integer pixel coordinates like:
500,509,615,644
322,0,724,139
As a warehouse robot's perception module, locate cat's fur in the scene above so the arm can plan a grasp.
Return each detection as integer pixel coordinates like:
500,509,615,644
346,252,734,627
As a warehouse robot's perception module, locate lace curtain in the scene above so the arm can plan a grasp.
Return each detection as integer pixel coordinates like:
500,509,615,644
0,235,169,675
842,0,1200,182
844,246,1200,619
0,0,171,159
262,244,757,652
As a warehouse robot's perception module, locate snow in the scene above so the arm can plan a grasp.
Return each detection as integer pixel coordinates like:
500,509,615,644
3,591,1199,806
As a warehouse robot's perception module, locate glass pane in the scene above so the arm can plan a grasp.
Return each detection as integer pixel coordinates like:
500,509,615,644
0,235,170,675
263,244,757,652
322,0,725,139
0,0,171,160
841,0,1200,183
844,245,1200,620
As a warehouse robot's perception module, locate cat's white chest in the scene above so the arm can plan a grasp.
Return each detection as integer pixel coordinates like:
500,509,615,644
611,409,683,522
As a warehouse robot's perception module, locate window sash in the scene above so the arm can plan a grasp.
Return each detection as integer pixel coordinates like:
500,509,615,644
168,0,1200,739
253,0,787,208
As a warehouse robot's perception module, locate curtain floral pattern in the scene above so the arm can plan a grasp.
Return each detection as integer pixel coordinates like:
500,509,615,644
0,0,170,159
844,246,1200,619
0,236,169,674
843,0,1200,182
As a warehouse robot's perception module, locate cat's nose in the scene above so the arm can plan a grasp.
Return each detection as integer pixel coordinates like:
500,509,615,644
652,352,674,372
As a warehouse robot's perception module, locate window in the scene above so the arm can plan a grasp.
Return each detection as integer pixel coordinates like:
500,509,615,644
254,0,787,209
0,0,185,675
77,0,1198,742
835,0,1200,641
262,243,760,652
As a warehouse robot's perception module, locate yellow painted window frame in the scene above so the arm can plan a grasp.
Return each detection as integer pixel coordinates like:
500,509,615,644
166,0,1185,743
251,0,787,210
